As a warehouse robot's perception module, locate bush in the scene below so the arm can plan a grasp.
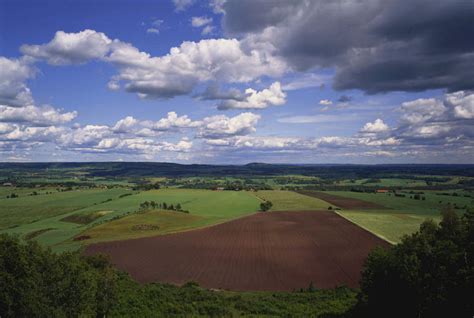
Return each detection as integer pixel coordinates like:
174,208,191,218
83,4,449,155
260,201,273,211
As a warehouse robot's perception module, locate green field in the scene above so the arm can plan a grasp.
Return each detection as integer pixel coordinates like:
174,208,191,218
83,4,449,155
0,188,132,229
324,190,473,243
80,210,206,243
255,190,330,211
0,188,261,250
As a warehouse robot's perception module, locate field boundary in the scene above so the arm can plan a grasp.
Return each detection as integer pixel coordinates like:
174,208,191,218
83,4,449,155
334,211,396,245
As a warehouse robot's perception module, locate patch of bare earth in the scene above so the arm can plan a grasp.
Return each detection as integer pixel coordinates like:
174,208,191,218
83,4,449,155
84,211,389,291
296,191,385,209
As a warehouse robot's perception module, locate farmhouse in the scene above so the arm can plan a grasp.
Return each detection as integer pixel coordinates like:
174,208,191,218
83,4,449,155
376,189,389,193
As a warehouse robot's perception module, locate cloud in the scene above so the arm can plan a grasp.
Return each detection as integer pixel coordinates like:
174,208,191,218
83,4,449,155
173,0,195,11
191,16,214,35
0,57,35,107
21,30,288,99
201,25,214,35
0,105,77,126
146,19,163,35
337,95,352,103
112,116,139,133
148,111,200,131
277,114,350,124
106,37,287,99
319,99,332,106
198,112,260,139
146,28,160,34
198,83,246,101
445,91,474,119
400,98,446,124
360,118,390,133
96,137,192,154
391,91,474,147
21,29,112,65
1,125,66,142
221,0,474,93
281,73,327,91
191,16,212,28
217,82,286,110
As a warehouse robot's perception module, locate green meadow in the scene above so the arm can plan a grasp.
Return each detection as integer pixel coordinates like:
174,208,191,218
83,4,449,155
0,188,131,229
0,188,261,251
326,190,473,243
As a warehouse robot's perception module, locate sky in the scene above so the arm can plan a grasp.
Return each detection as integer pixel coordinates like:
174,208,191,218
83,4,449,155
0,0,473,164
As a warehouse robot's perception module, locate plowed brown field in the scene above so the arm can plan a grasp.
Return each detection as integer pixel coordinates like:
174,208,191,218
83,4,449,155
297,191,385,209
85,211,389,291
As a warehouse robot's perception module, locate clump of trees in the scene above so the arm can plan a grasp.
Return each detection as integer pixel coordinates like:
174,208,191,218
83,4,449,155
355,207,474,317
132,182,161,191
260,201,273,211
139,201,188,213
6,193,18,199
0,235,118,317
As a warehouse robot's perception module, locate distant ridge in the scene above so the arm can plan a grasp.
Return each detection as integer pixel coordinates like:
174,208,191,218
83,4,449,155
0,162,473,178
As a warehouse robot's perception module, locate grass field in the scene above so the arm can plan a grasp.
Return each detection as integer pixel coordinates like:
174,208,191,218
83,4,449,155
0,187,132,229
255,190,330,211
80,210,206,243
1,188,261,251
75,189,262,244
324,190,473,243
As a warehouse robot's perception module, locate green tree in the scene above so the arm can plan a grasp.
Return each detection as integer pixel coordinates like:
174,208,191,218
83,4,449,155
260,201,273,212
356,208,474,317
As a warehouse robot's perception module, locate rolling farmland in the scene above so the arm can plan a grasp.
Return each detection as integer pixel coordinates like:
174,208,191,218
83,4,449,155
85,210,389,290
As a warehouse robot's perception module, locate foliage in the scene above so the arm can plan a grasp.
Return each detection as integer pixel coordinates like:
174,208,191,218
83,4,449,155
356,207,474,317
139,200,189,213
0,234,118,317
260,200,273,211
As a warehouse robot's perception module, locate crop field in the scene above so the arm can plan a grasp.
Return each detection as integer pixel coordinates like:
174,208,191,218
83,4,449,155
296,191,385,209
309,190,474,243
0,188,261,251
79,210,205,243
254,190,330,211
0,188,132,229
85,211,389,291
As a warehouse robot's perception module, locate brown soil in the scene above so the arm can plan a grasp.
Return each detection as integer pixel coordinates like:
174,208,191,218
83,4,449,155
84,211,389,291
297,191,385,209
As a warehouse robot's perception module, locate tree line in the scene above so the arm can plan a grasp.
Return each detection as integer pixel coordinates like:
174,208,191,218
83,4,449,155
139,201,189,213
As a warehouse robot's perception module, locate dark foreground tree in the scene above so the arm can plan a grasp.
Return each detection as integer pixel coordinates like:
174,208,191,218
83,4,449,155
0,235,118,317
355,207,474,318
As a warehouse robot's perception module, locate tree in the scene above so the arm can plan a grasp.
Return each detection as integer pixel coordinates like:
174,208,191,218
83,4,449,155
176,203,182,211
260,201,273,212
356,209,474,317
0,235,118,317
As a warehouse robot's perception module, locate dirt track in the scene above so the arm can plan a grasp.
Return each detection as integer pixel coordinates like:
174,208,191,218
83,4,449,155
85,211,389,291
297,191,385,209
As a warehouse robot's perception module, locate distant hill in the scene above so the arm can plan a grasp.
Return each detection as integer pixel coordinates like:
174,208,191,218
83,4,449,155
0,162,473,178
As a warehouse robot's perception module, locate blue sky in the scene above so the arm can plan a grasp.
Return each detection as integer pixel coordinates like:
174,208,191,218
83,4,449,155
0,0,473,163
